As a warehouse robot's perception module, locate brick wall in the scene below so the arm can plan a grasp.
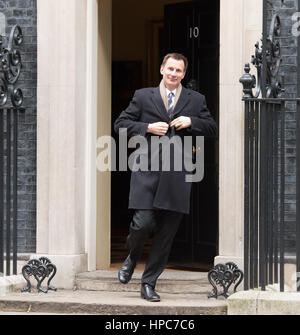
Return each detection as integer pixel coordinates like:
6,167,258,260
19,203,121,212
0,0,37,253
268,0,298,253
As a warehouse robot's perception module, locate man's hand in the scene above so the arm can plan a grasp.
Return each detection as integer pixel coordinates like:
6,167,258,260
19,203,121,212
170,116,192,130
147,122,169,136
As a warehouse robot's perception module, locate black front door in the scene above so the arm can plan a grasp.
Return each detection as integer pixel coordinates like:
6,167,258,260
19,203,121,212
164,0,220,269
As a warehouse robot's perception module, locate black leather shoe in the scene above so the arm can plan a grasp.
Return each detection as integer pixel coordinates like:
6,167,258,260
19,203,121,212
118,255,136,284
141,284,160,302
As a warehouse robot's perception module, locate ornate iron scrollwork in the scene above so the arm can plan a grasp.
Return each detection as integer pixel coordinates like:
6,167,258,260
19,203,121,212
207,262,243,299
240,14,285,98
21,257,57,293
266,14,284,98
0,25,23,107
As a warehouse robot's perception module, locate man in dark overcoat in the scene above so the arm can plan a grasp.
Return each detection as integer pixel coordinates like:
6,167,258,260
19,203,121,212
114,53,217,301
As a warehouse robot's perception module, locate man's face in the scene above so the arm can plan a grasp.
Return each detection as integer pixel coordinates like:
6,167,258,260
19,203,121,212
160,57,186,90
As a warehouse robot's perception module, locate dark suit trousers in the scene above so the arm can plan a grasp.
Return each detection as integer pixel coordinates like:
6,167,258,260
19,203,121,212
126,209,183,288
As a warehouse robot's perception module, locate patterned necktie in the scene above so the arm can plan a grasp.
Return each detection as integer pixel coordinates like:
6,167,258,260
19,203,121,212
168,92,175,116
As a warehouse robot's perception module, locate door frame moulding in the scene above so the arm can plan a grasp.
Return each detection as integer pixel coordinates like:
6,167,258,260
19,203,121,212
85,0,99,271
85,0,112,270
97,0,112,269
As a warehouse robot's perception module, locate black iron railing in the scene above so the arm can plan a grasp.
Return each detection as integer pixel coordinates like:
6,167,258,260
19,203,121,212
0,107,24,277
242,96,300,292
0,25,24,277
243,97,287,291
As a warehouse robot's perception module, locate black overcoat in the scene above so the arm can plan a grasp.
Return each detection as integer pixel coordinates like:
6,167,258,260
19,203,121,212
114,85,217,214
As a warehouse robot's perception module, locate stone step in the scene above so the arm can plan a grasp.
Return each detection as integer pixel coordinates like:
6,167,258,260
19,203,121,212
0,290,227,315
75,270,212,294
75,278,212,294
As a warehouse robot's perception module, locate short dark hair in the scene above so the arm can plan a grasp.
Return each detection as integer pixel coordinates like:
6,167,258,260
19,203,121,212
161,53,188,72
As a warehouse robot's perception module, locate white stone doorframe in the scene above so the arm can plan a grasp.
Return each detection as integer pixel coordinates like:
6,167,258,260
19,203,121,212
216,0,262,268
36,0,94,289
36,0,111,290
36,0,262,289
